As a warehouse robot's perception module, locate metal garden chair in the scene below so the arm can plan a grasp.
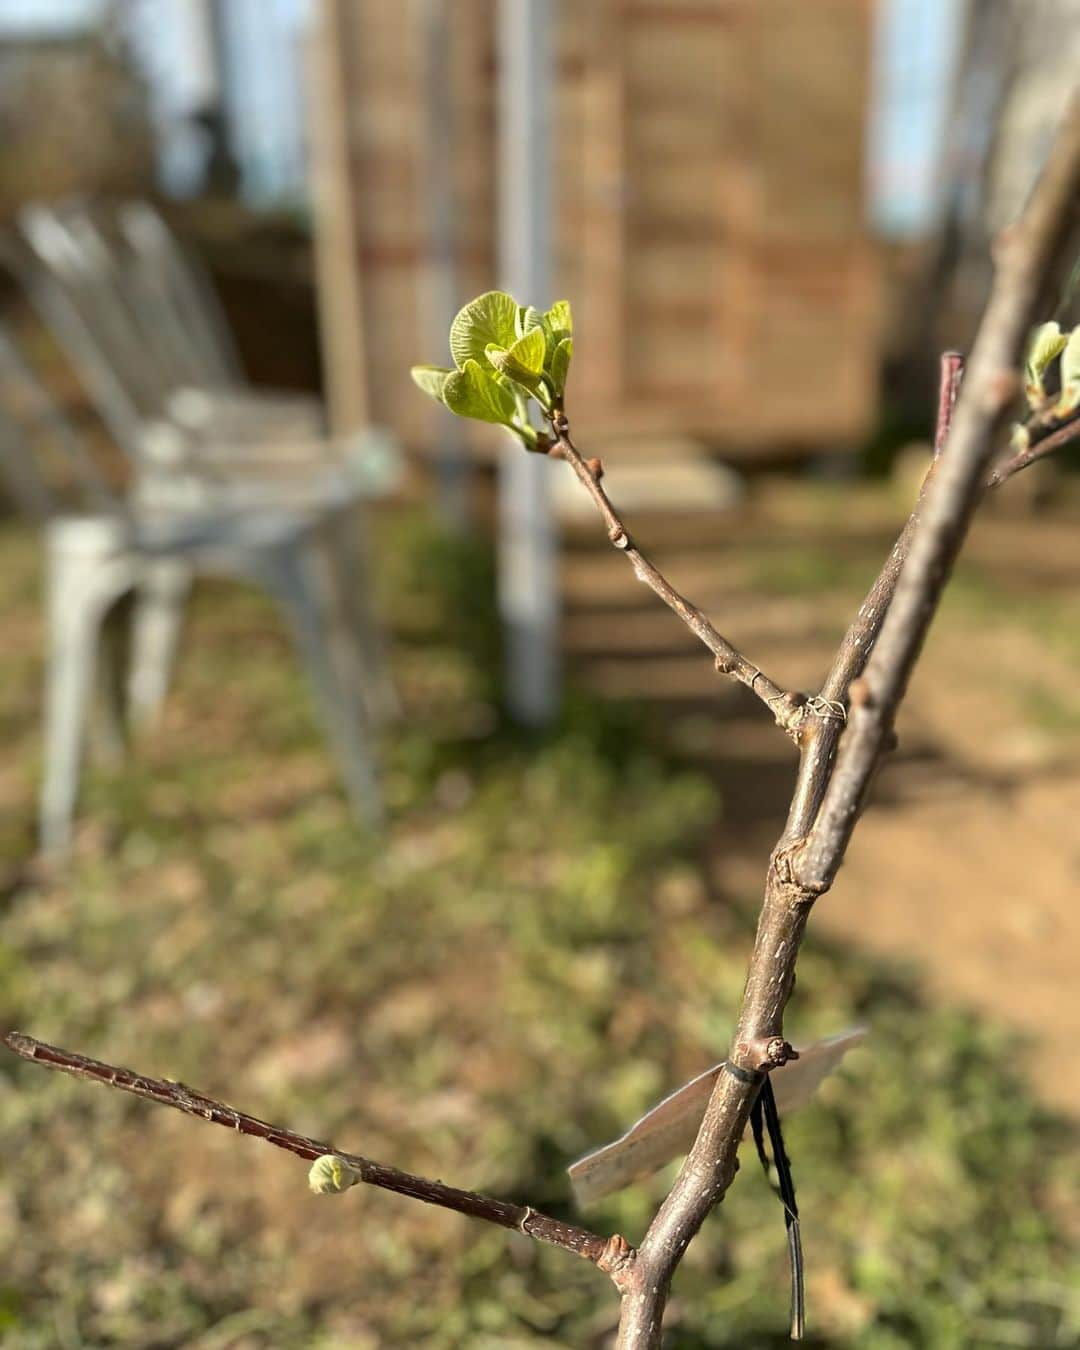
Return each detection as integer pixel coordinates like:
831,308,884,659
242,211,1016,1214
6,198,397,715
84,200,333,445
11,200,330,454
0,306,393,856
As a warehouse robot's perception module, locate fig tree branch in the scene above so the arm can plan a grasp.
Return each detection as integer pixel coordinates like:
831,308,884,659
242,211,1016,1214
546,416,804,736
822,350,966,709
986,410,1080,487
0,1031,635,1283
609,92,1080,1349
797,99,1080,894
558,337,968,1350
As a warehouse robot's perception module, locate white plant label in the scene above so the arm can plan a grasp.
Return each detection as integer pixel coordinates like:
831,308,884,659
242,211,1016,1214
569,1028,867,1206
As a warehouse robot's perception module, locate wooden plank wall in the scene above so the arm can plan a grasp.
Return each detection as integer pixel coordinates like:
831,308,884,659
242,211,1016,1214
315,0,879,459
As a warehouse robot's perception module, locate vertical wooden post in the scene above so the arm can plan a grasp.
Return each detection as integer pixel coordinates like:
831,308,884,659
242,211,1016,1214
417,0,469,527
307,0,370,436
497,0,560,725
579,0,627,409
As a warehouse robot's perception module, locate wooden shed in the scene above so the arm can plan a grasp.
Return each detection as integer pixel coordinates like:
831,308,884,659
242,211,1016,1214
312,0,880,459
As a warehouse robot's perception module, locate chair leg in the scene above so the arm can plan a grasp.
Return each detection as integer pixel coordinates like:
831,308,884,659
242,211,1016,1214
92,589,134,763
261,531,382,827
40,612,98,857
128,557,192,730
39,522,133,858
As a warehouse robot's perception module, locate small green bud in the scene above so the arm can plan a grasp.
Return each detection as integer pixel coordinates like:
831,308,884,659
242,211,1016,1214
1057,325,1080,413
308,1154,362,1196
1024,321,1069,406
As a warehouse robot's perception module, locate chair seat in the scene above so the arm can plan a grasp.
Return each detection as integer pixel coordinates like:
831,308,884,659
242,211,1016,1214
130,505,329,556
167,386,325,440
45,507,326,566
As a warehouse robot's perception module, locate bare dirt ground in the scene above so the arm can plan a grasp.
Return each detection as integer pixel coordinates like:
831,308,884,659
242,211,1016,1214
562,479,1080,1113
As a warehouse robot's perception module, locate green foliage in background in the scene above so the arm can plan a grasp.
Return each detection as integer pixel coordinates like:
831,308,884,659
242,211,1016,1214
0,514,1076,1348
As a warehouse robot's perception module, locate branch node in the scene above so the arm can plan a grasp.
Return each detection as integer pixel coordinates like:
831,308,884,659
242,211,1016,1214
804,695,847,724
766,1037,799,1068
597,1233,637,1290
772,843,825,902
768,690,807,738
586,456,605,481
741,1037,800,1072
608,525,630,550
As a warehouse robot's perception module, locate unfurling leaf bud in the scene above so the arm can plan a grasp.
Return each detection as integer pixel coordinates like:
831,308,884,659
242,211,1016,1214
308,1154,362,1196
1023,321,1069,406
411,291,575,449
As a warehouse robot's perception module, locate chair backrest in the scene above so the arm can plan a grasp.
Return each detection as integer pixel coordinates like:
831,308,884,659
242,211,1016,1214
0,324,120,520
6,205,156,457
115,201,244,388
49,202,236,397
10,201,249,443
54,205,182,406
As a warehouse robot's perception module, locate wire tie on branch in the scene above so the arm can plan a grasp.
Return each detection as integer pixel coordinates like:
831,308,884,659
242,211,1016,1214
722,1061,761,1086
804,696,847,724
749,1077,805,1341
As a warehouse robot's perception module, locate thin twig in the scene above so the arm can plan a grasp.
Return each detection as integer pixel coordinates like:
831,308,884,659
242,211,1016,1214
611,93,1080,1350
822,350,966,708
0,1031,634,1283
547,413,804,736
986,412,1080,487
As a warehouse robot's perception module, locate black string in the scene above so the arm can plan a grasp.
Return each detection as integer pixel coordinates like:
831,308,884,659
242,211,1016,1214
750,1076,805,1341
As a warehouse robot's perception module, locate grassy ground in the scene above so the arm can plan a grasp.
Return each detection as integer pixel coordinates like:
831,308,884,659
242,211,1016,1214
0,509,1077,1348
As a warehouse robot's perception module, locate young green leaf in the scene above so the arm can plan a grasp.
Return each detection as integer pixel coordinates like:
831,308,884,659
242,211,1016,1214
442,358,518,424
508,327,546,375
545,299,573,342
517,305,545,340
486,327,547,388
1024,321,1068,405
1058,326,1080,413
449,291,519,371
549,337,573,398
410,365,453,404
